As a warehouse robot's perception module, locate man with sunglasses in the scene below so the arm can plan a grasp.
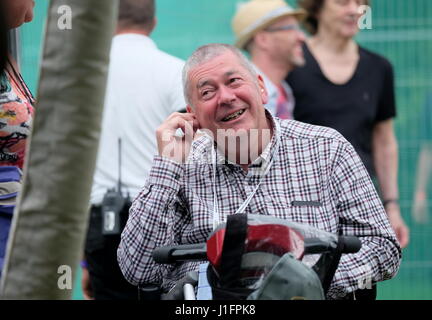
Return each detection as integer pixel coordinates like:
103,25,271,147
232,0,306,119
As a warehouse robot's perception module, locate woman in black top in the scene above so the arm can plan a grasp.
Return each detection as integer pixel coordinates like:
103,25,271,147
287,0,409,248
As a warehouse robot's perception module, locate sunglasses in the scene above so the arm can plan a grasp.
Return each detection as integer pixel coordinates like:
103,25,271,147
265,24,301,32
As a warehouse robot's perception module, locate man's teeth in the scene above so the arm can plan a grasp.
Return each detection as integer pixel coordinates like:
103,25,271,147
222,109,245,122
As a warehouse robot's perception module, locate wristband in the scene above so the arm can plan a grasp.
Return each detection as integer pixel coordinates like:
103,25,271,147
80,260,88,268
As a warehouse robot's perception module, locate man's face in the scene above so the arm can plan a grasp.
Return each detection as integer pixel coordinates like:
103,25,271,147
261,16,306,68
4,0,35,29
186,51,269,140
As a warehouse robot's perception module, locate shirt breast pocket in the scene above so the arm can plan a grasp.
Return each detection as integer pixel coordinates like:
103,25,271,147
265,192,337,234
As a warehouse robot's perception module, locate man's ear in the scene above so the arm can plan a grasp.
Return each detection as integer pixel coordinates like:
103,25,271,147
257,75,268,105
253,31,268,50
149,17,157,33
186,105,193,113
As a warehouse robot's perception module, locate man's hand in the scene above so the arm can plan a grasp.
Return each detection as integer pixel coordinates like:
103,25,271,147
156,112,200,163
81,266,94,300
386,203,409,249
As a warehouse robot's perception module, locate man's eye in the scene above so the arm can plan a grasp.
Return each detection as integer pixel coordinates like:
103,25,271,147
229,78,241,84
202,90,213,98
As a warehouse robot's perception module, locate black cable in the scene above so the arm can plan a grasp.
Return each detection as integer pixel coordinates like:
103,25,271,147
6,58,35,104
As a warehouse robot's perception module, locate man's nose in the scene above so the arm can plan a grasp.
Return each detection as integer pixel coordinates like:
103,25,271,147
218,86,236,106
297,29,306,43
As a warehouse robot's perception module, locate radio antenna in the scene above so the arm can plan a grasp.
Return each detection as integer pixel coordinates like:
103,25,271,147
118,137,122,193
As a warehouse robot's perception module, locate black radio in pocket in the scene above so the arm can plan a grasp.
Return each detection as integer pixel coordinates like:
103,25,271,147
101,188,128,236
101,137,132,236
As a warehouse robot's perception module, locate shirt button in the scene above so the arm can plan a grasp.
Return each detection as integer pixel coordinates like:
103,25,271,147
174,174,180,180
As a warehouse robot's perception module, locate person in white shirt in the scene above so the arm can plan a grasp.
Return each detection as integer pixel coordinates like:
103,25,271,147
232,0,306,119
82,0,185,300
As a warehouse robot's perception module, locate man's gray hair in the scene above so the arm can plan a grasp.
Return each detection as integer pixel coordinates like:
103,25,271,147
182,43,258,107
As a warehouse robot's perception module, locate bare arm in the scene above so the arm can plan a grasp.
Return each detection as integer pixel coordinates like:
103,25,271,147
414,142,432,192
412,142,432,223
373,119,398,202
372,119,409,248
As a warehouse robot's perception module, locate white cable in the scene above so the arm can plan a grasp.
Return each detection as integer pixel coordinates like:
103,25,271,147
183,283,196,300
211,121,281,225
212,143,220,229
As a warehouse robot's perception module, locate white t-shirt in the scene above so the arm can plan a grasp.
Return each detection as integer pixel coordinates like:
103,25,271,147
90,34,185,205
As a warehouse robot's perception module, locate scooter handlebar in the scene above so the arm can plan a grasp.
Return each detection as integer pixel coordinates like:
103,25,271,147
338,236,362,254
153,236,361,264
153,243,207,264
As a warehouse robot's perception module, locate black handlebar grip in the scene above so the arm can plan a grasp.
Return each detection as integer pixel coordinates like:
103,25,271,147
153,246,176,264
339,236,361,253
153,243,207,264
304,237,335,254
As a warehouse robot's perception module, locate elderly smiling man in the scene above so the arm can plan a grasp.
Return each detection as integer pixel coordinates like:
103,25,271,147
117,43,401,300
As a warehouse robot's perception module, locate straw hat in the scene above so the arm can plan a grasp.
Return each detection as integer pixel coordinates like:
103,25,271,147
232,0,306,49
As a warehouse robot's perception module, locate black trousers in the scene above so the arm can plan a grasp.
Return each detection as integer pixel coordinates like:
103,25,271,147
84,204,138,300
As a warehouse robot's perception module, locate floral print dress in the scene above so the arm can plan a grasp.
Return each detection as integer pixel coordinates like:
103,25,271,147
0,62,35,169
0,61,34,272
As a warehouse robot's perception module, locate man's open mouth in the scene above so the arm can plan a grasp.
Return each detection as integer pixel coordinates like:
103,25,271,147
221,109,245,122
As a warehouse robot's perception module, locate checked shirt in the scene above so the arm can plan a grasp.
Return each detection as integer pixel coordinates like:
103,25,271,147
118,115,401,299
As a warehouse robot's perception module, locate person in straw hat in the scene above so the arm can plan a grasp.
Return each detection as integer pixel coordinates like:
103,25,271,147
232,0,306,120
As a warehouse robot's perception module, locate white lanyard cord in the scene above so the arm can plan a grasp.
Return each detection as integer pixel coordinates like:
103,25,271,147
234,158,273,215
211,133,279,229
212,145,221,230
